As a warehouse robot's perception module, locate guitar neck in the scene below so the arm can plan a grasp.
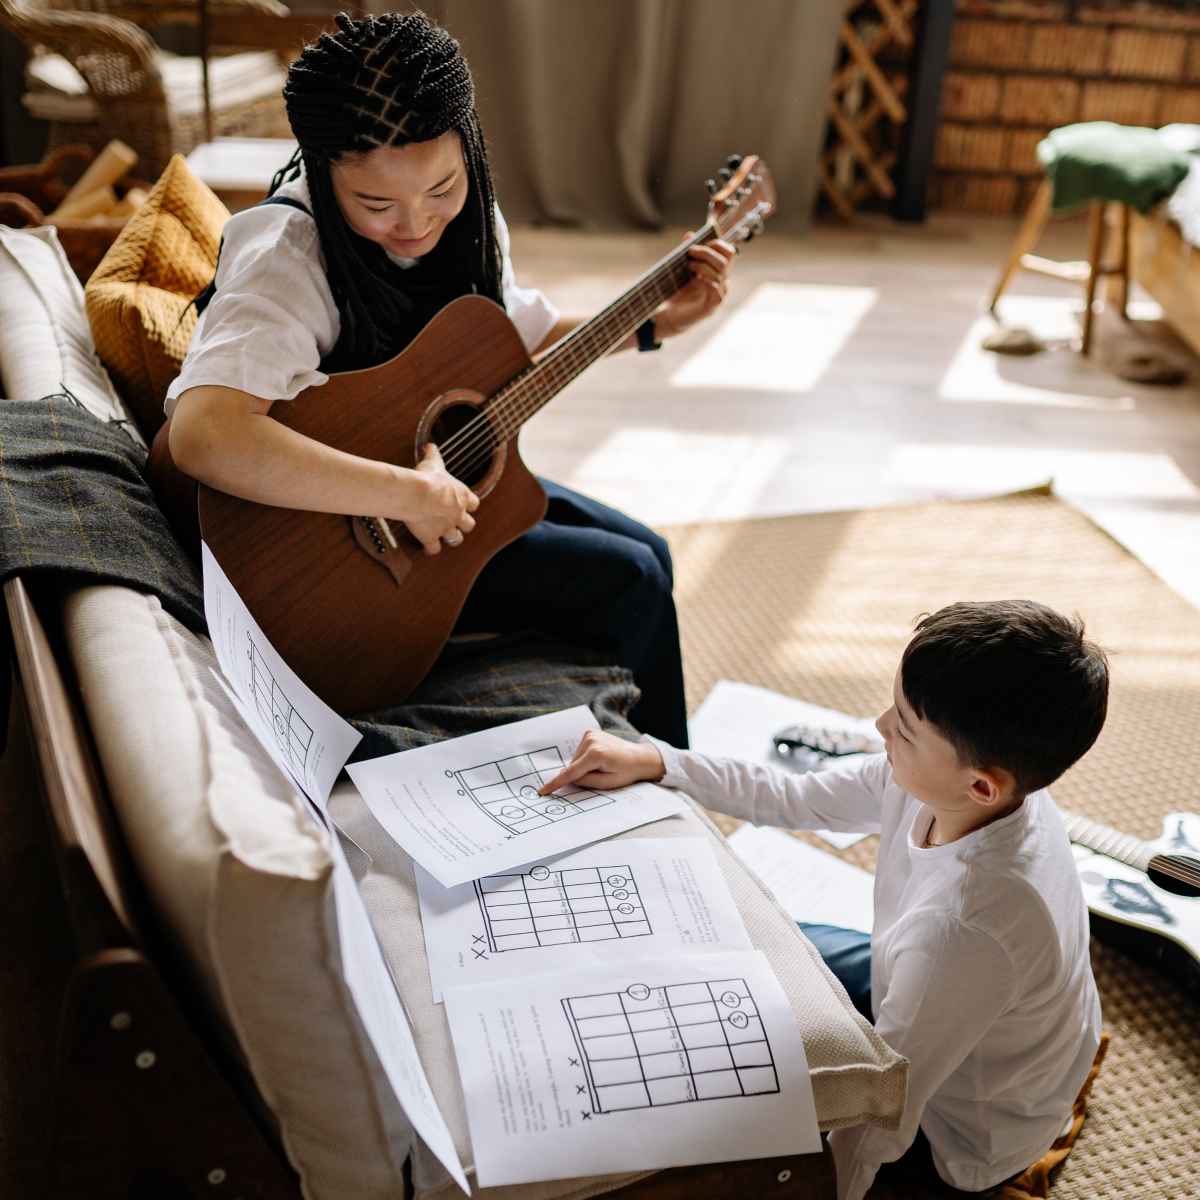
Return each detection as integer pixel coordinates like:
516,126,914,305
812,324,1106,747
1062,811,1153,872
485,224,718,437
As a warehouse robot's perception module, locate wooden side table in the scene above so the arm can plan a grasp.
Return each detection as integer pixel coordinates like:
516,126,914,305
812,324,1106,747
184,136,296,210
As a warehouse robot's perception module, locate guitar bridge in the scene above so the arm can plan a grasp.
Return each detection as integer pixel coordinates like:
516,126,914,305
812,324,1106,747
352,516,413,588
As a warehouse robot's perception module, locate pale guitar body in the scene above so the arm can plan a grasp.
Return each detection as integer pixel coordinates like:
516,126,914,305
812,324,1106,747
1067,810,1200,996
150,155,777,714
196,295,545,715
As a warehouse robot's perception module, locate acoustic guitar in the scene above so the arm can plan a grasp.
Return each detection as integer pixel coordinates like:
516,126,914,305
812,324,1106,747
150,156,776,713
1066,810,1200,996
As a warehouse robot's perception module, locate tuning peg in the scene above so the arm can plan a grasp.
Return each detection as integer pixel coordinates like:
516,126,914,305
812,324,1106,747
726,154,743,169
738,186,750,198
718,167,732,182
705,178,718,196
724,197,736,208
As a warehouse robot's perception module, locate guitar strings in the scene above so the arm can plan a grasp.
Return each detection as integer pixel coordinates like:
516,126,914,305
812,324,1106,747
433,241,694,468
432,213,755,481
432,230,709,479
1148,855,1200,889
436,207,759,481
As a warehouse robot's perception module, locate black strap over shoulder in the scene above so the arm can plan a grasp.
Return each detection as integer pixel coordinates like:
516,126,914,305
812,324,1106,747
192,193,314,315
259,194,312,217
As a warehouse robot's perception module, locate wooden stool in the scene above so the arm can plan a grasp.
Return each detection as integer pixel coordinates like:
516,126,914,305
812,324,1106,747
988,180,1131,356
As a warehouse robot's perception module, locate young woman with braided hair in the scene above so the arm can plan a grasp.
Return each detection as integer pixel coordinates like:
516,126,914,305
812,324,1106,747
165,11,735,746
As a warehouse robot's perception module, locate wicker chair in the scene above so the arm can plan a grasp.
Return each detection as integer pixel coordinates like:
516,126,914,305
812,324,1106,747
0,0,293,177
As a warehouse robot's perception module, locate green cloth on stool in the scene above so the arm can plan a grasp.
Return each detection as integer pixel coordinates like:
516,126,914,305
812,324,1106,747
1037,122,1190,213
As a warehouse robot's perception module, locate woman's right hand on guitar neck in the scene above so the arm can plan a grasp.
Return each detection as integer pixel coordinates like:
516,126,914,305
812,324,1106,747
168,385,478,554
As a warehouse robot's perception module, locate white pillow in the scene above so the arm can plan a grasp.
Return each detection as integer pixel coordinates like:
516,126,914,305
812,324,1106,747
0,225,144,445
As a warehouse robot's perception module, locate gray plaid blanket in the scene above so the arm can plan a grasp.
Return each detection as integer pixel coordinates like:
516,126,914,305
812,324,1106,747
0,395,638,749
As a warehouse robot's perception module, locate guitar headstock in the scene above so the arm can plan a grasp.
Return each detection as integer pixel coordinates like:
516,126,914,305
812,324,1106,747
705,154,776,244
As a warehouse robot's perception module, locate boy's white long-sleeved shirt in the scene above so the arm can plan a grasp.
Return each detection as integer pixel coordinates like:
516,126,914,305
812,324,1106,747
651,744,1101,1200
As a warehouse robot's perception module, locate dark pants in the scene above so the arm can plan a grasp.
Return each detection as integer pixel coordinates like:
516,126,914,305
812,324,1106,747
456,478,689,747
798,922,873,1022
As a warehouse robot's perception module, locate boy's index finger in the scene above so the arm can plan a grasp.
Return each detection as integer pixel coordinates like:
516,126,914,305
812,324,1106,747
538,764,579,795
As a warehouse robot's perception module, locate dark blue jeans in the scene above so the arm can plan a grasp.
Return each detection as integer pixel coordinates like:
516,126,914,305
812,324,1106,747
456,478,689,747
798,922,873,1022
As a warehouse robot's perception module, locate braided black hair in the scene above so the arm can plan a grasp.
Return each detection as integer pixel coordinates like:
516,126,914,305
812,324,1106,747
271,10,504,366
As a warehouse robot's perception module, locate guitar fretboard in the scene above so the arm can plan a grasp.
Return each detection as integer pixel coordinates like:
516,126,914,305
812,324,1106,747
487,231,709,439
1062,812,1152,872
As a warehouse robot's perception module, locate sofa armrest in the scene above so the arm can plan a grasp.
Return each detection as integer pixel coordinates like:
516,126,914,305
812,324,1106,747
4,575,134,953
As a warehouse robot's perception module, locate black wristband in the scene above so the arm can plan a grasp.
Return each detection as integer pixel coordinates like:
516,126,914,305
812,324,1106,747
636,317,662,352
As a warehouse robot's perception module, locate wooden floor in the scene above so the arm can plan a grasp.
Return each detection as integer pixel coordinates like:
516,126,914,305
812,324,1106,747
511,211,1200,606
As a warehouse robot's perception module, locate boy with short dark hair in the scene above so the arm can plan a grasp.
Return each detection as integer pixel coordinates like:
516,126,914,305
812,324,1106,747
541,599,1108,1199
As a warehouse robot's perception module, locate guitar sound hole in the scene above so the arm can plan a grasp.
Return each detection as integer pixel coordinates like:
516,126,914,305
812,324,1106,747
429,402,499,489
1148,855,1200,898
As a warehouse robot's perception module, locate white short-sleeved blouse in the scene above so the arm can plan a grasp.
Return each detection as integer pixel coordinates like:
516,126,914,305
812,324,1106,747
163,172,558,416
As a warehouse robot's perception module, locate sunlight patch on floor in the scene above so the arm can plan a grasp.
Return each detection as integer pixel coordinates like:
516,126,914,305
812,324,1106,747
883,443,1200,501
939,296,1139,412
668,283,878,393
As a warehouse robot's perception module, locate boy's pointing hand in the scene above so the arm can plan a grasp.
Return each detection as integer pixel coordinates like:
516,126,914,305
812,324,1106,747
537,729,666,796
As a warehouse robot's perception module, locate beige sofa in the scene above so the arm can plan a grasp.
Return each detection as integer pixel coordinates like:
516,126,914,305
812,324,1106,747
0,223,907,1199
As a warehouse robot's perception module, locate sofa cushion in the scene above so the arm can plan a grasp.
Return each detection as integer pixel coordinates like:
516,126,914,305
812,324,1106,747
0,225,140,441
61,584,906,1200
85,155,228,439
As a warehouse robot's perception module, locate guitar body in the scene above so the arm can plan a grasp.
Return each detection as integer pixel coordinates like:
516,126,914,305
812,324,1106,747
1072,811,1200,996
196,295,547,714
146,156,778,715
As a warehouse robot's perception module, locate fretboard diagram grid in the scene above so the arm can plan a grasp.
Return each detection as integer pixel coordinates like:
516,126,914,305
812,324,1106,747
452,747,615,836
563,979,779,1114
474,864,651,953
247,635,312,778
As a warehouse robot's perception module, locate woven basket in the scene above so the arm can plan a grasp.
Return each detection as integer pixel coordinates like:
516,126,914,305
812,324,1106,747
1008,128,1049,174
951,18,1033,70
957,1,1070,18
1108,28,1187,80
931,172,1020,216
1158,87,1200,125
0,145,94,213
0,194,128,283
1027,23,1109,74
1188,36,1200,83
935,123,1009,171
1001,75,1083,124
1080,79,1162,124
940,71,1003,121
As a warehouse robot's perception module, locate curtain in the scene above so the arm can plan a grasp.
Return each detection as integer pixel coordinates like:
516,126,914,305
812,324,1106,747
364,0,840,233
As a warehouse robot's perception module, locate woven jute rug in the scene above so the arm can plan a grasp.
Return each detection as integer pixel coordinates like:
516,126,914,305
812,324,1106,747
662,488,1200,1200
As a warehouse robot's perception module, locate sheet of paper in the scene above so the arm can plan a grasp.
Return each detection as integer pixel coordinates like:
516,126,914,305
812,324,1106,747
417,837,752,1001
201,541,361,806
345,706,685,888
690,680,881,849
727,824,875,934
442,949,819,1187
326,828,469,1194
